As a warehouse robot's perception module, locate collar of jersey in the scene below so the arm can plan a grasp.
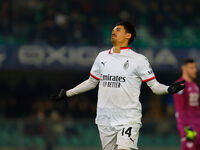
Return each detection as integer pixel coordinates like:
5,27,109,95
108,47,131,54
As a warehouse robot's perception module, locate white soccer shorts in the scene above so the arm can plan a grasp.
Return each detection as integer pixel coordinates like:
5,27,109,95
97,124,141,150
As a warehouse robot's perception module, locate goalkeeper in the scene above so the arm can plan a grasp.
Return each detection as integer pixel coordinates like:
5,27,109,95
52,21,185,150
173,59,200,150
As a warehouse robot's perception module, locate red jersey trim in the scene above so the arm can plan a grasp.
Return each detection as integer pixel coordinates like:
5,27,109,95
108,47,131,54
142,76,156,82
120,47,131,50
90,73,100,80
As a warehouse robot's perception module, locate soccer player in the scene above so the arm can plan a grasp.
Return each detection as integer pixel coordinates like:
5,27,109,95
52,21,185,150
173,59,200,150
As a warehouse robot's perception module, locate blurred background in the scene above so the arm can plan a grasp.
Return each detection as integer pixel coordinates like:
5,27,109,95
0,0,200,150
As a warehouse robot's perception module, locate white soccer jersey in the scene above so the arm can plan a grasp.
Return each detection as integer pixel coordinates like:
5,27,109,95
90,47,155,127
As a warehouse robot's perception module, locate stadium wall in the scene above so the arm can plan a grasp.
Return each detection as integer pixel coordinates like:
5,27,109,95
0,45,200,71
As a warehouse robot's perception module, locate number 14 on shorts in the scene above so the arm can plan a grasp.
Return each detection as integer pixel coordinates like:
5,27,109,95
121,127,135,143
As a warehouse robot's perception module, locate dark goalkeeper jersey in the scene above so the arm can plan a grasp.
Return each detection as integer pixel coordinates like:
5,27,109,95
173,77,200,136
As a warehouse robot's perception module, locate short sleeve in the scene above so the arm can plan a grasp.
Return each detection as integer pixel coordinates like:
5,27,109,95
90,53,101,80
137,57,155,82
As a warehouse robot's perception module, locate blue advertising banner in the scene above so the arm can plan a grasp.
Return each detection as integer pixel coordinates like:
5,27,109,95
0,45,200,71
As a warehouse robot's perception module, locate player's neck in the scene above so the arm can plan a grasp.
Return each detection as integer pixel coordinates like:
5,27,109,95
113,43,129,53
182,75,193,82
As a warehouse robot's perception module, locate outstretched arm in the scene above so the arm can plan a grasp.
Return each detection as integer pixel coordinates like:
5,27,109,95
67,76,99,97
146,79,169,95
147,79,185,95
51,76,99,100
51,52,102,100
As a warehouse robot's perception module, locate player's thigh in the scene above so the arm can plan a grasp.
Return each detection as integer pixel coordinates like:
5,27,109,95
116,124,141,150
98,125,118,150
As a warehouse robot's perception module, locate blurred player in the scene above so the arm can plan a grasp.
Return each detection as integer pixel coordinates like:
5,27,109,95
173,59,200,150
52,21,185,150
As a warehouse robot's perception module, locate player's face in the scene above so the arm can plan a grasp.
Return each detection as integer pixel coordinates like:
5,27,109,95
111,25,131,45
183,63,197,80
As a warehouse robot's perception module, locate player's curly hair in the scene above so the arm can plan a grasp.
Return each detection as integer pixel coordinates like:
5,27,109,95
116,21,136,45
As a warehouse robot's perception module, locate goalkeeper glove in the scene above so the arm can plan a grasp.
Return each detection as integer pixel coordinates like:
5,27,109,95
168,80,185,94
50,88,67,100
184,126,197,141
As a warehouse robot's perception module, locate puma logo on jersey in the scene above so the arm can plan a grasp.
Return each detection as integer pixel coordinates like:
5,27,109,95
130,137,135,143
148,70,153,74
101,61,106,66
